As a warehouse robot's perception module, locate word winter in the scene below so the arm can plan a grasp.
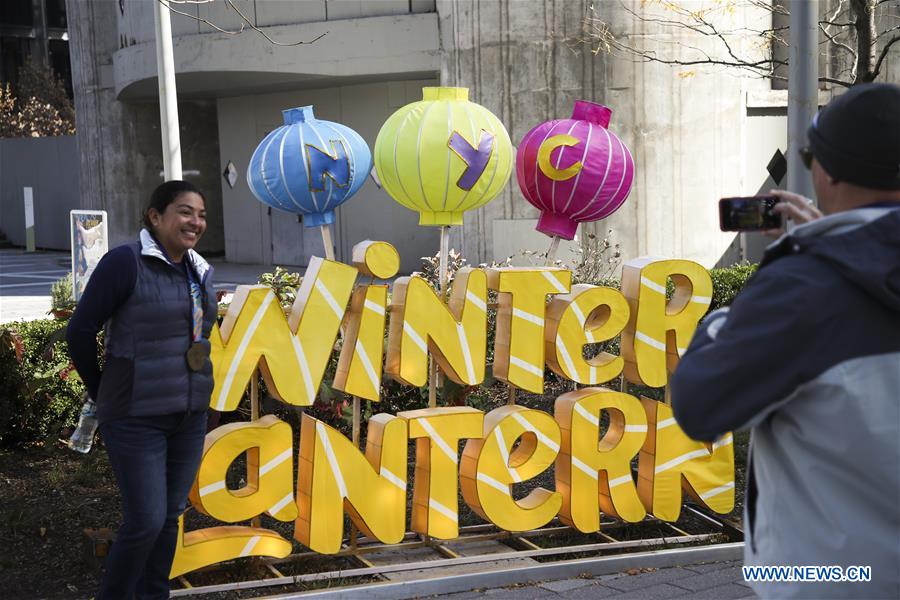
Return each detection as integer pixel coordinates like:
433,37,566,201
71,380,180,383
170,241,734,577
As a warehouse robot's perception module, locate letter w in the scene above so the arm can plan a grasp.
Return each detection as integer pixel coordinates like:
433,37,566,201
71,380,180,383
210,257,357,411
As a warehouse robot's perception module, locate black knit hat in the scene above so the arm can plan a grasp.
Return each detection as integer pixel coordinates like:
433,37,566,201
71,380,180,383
807,82,900,191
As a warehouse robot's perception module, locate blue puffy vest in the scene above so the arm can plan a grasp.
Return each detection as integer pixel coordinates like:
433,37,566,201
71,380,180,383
97,240,216,421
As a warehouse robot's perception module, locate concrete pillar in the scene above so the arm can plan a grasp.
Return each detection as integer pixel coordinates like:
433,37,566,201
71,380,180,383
31,0,49,66
64,0,223,252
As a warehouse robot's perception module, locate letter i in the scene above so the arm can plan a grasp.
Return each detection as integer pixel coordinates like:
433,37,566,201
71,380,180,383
333,241,400,402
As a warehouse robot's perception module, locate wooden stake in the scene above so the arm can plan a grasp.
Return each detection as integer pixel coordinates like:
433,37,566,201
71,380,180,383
352,396,361,446
250,369,260,420
507,384,517,405
350,395,361,551
544,235,561,266
320,223,336,261
250,370,260,529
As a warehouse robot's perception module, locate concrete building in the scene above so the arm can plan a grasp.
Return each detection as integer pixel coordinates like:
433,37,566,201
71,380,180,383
0,0,72,95
63,0,899,273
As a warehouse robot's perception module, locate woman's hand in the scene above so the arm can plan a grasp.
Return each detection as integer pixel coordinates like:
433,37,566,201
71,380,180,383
763,189,824,236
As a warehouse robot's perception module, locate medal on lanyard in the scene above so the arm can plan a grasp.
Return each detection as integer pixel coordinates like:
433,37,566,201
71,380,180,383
185,265,206,371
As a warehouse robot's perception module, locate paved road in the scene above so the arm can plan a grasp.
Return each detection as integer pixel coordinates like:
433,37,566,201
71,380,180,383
0,247,284,324
0,248,69,323
442,560,754,599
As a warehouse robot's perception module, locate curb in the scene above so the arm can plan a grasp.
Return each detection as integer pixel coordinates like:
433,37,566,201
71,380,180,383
262,542,745,599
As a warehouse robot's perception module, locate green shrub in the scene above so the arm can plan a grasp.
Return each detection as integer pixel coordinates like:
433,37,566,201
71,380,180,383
0,319,85,448
257,267,302,308
709,262,757,310
50,273,75,313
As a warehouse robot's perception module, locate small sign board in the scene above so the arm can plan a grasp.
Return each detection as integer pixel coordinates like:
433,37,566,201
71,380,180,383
70,210,108,302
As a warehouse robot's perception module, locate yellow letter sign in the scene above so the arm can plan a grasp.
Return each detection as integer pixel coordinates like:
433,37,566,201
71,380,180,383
386,268,487,387
295,413,408,553
638,399,735,521
461,406,562,531
399,407,484,539
621,258,712,387
211,257,357,410
488,268,571,393
554,388,647,531
546,285,630,385
188,415,297,523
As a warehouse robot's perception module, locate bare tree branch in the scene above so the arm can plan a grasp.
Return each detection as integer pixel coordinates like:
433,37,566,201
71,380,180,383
583,0,892,87
873,34,900,77
876,23,900,38
819,76,855,88
819,22,858,67
221,0,327,46
154,0,327,46
154,0,244,35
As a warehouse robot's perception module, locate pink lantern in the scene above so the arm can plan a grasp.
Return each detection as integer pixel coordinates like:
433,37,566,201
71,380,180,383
516,101,635,241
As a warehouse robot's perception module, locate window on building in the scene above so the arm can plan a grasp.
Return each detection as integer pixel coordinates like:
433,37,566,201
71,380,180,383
0,0,34,27
46,0,67,29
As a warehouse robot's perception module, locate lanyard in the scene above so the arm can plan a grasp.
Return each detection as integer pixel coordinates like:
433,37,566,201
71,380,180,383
185,262,204,343
147,231,206,351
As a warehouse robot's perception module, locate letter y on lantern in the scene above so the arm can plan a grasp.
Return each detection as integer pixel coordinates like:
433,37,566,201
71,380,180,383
620,258,712,387
209,256,356,411
386,268,487,387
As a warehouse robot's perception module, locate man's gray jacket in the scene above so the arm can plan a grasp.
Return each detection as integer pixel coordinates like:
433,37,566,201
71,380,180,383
671,206,900,599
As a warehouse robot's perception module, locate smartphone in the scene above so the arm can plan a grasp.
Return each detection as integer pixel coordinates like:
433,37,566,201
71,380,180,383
719,195,781,232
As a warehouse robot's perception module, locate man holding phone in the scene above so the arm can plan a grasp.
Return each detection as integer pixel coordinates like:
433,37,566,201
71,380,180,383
671,82,900,599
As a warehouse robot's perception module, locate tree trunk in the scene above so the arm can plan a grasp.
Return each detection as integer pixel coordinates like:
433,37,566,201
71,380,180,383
851,0,877,83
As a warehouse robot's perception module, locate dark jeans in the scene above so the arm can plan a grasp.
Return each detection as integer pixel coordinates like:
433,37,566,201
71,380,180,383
98,411,207,600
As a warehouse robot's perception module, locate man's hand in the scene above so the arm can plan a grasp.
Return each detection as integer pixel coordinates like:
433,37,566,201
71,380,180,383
763,189,824,236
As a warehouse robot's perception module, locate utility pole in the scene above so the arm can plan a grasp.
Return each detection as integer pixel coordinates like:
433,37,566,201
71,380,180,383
787,0,818,201
154,0,183,180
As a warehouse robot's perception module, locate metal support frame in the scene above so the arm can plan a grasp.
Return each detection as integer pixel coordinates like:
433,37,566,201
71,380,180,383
262,543,745,600
170,507,741,597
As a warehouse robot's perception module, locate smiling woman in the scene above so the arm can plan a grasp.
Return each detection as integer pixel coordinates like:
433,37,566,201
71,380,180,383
144,185,207,263
66,180,217,599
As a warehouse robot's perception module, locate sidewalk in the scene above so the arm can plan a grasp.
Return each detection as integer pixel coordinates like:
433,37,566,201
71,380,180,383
0,247,286,323
0,248,69,323
441,560,753,599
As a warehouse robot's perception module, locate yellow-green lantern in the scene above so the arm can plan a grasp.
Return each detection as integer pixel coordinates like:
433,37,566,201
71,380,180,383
374,87,513,226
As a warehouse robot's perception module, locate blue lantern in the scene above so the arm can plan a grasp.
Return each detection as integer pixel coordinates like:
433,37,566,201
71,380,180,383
247,106,372,227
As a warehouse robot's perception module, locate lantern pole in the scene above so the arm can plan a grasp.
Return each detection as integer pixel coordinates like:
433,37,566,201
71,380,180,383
319,223,335,261
544,235,561,266
428,225,451,408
